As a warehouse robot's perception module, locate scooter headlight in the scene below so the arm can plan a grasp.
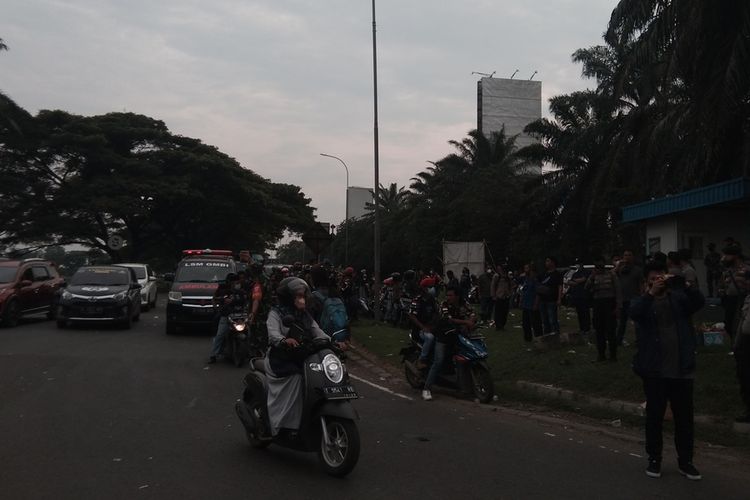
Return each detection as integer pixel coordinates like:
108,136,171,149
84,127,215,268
232,321,246,332
322,353,343,384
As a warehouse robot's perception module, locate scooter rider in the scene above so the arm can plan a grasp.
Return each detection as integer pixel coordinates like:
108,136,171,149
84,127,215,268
408,277,440,388
265,277,329,436
208,273,248,364
422,285,477,401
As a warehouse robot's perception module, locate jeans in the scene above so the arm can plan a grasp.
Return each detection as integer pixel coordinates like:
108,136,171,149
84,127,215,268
539,301,559,334
480,297,493,322
210,316,230,357
616,300,631,345
593,297,617,359
419,331,435,362
425,342,448,390
493,298,510,330
723,295,743,340
574,303,591,334
643,378,694,465
521,309,543,341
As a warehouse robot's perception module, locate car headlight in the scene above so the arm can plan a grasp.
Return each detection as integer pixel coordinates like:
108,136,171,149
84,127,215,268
322,353,343,384
168,291,182,302
61,290,73,300
113,291,128,301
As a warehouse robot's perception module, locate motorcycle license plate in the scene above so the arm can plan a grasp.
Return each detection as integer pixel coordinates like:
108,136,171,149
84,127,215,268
323,385,358,399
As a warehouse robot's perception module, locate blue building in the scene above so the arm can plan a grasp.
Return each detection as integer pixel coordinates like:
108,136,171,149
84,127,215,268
621,178,750,294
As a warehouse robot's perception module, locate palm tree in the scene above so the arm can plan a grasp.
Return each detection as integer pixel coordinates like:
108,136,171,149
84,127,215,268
365,183,409,215
605,0,750,180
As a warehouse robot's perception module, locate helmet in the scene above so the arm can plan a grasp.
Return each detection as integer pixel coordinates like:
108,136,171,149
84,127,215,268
344,267,354,276
225,272,238,284
281,266,290,275
404,269,416,281
276,277,310,306
390,272,402,281
420,276,437,288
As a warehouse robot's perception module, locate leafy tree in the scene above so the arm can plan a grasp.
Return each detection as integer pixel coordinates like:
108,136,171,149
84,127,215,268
275,239,308,264
0,103,316,263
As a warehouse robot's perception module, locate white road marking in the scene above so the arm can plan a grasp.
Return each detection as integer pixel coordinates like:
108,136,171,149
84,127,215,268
629,453,643,459
544,432,556,437
349,374,414,401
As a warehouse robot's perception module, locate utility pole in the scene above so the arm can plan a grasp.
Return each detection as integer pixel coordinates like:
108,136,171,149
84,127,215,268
371,0,381,321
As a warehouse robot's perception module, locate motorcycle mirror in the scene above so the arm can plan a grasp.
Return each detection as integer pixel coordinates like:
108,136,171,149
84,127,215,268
282,315,296,328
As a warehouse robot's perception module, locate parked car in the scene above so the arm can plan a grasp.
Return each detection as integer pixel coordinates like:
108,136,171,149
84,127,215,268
0,258,65,327
56,266,141,329
118,263,158,310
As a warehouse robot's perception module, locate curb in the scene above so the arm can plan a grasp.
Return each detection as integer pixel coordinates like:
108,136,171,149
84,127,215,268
516,380,646,417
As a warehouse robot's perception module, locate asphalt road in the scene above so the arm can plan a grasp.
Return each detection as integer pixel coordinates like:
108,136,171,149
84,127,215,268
2,303,749,500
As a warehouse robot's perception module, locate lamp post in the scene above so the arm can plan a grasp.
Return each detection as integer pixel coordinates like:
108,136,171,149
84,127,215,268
371,0,382,321
319,153,350,265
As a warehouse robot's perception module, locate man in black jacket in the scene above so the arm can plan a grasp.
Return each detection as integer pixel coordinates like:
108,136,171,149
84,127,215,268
630,262,705,480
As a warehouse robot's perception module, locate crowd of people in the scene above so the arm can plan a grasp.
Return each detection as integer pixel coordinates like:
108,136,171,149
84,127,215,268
204,241,750,479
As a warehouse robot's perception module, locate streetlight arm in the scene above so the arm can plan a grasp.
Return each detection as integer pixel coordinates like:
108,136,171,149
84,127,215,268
319,153,349,187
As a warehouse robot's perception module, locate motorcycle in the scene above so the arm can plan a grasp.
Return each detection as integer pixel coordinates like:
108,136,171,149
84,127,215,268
235,316,361,477
400,328,494,403
223,311,251,367
397,296,413,328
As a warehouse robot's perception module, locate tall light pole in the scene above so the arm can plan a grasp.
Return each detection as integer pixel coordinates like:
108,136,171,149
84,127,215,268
371,0,382,321
319,153,350,264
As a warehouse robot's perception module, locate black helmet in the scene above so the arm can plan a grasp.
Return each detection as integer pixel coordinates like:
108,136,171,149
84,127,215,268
390,272,402,281
404,269,416,281
225,272,238,284
276,277,310,306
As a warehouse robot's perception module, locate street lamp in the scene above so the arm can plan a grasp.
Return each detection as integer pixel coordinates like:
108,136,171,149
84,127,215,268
320,153,350,265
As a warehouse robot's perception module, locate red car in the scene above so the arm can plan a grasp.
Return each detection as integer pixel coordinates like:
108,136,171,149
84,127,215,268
0,258,65,327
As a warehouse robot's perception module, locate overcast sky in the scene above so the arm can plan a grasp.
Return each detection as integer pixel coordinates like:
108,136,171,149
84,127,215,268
2,0,617,229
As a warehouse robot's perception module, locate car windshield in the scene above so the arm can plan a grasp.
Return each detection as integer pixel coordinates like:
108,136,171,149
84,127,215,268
123,267,147,279
0,267,18,283
70,268,130,286
175,261,230,283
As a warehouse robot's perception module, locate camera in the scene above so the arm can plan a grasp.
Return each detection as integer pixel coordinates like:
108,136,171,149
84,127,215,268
664,274,686,289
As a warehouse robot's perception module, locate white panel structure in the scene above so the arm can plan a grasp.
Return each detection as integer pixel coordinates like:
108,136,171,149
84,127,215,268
442,241,485,278
478,77,542,150
347,186,373,221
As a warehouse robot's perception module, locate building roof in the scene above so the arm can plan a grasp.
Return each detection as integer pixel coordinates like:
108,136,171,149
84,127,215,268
621,177,750,223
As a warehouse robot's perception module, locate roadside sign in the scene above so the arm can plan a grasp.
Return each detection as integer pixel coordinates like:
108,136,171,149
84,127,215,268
302,224,332,258
107,234,124,251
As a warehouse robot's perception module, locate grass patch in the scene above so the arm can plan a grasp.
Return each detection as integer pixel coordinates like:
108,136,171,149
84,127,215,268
352,304,743,418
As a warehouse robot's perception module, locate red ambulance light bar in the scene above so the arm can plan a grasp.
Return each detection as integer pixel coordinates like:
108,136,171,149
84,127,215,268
182,249,234,257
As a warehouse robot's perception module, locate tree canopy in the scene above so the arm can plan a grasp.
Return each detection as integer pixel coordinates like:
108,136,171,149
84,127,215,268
0,96,315,266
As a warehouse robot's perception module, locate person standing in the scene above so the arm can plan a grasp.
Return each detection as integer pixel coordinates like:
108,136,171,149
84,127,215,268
445,269,459,290
565,262,591,342
519,263,543,342
704,243,721,298
630,262,705,480
718,244,749,341
586,257,622,362
459,267,472,302
490,264,513,331
538,257,563,335
616,250,643,346
478,268,494,324
717,244,750,424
